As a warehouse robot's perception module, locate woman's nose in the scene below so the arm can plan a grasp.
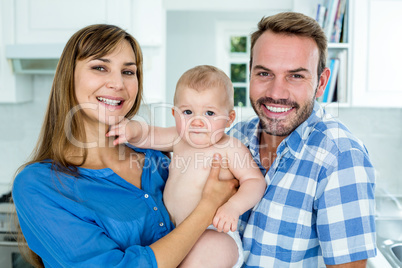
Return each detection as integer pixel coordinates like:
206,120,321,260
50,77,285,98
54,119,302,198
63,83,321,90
105,72,123,90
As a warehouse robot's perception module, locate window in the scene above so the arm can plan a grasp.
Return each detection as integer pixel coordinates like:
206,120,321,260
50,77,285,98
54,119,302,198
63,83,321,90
216,21,255,108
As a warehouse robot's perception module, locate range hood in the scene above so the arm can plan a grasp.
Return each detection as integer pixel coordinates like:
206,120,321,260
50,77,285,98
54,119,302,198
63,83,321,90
6,44,64,74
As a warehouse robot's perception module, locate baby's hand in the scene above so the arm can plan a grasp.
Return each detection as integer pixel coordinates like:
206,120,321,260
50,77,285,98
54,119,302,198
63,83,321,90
107,118,141,146
212,200,241,233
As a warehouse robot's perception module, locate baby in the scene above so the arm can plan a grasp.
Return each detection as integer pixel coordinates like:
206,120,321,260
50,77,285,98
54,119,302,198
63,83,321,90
108,65,266,268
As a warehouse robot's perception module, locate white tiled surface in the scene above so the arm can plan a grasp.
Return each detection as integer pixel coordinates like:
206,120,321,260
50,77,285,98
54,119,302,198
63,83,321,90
0,75,52,194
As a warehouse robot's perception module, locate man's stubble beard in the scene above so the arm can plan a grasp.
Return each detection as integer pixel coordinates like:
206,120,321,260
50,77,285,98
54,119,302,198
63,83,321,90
250,95,315,137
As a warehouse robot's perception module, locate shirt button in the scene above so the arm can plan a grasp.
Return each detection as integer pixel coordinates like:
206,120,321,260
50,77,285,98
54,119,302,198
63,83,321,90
144,194,149,198
159,222,164,227
153,207,158,211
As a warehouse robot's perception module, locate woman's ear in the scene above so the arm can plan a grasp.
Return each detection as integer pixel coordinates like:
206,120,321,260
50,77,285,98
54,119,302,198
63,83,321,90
226,110,236,128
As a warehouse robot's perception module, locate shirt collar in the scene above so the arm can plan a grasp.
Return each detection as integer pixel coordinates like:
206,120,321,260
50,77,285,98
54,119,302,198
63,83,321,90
248,120,261,157
283,101,325,156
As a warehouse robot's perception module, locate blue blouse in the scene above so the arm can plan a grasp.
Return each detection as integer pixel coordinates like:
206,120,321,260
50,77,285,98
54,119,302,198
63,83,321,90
13,147,174,267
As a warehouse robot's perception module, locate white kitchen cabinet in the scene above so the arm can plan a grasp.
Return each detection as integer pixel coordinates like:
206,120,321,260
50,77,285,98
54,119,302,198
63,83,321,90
14,0,132,44
351,0,402,107
0,0,166,104
0,0,32,103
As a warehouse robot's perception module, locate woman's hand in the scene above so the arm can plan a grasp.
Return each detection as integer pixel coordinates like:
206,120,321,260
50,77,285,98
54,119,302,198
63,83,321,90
150,153,239,268
199,154,239,219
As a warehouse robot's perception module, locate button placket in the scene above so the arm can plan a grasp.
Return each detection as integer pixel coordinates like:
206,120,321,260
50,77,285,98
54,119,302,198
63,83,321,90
143,192,166,229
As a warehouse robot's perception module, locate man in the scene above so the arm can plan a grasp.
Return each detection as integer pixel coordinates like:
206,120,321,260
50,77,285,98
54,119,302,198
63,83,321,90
228,12,376,267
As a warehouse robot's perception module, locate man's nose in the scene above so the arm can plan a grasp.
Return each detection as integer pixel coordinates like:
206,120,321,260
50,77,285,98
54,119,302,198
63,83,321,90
266,77,290,100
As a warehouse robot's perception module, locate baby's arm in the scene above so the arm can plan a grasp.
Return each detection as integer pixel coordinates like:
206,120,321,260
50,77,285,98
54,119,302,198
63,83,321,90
107,118,177,151
213,138,266,232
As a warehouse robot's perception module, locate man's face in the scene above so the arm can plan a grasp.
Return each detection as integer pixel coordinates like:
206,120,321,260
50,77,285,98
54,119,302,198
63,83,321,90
249,31,327,136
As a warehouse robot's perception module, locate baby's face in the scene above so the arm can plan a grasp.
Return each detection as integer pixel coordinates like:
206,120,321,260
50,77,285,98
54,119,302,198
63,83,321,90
173,87,234,148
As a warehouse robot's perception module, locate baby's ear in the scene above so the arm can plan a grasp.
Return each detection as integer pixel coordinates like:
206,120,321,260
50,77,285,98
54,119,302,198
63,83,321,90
226,110,236,127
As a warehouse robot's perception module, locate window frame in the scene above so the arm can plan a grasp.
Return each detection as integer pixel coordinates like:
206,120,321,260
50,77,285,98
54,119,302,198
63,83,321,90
216,21,258,123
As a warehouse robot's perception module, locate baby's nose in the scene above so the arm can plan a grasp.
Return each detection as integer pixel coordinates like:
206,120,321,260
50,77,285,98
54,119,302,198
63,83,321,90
190,117,205,127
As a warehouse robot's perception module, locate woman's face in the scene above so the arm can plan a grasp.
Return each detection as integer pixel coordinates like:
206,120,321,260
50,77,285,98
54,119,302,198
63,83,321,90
74,40,138,127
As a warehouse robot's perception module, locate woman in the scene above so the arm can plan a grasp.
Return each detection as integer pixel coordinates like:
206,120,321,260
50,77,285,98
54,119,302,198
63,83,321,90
12,24,237,268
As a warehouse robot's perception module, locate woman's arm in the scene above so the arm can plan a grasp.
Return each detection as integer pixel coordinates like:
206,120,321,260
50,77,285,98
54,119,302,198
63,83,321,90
13,155,237,268
150,154,238,268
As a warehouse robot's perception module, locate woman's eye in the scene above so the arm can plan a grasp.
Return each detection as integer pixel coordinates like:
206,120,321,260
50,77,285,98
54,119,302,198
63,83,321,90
205,111,215,116
183,110,192,115
123,70,135,76
93,66,106,71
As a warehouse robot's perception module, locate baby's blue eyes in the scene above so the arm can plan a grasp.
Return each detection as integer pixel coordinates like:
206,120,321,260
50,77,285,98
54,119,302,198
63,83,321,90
182,110,215,116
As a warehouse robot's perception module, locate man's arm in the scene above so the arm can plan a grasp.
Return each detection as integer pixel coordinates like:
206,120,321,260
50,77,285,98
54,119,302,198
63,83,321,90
327,259,367,268
317,149,376,266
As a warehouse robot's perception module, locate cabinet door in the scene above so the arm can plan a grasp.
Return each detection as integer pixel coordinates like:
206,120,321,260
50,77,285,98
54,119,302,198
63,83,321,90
14,0,131,44
351,0,402,107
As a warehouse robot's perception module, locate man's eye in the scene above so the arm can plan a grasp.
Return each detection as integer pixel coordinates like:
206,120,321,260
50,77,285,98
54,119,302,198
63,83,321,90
291,74,304,79
258,72,271,77
183,110,192,115
205,111,215,116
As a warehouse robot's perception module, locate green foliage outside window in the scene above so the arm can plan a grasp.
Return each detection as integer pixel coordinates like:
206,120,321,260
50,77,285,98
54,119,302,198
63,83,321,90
230,63,246,83
230,36,247,53
234,87,246,107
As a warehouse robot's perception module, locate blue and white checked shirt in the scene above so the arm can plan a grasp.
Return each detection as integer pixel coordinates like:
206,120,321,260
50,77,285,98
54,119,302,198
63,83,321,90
228,102,376,267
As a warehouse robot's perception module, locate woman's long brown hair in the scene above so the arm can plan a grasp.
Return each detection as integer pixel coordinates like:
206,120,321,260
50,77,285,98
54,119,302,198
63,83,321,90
13,24,144,267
